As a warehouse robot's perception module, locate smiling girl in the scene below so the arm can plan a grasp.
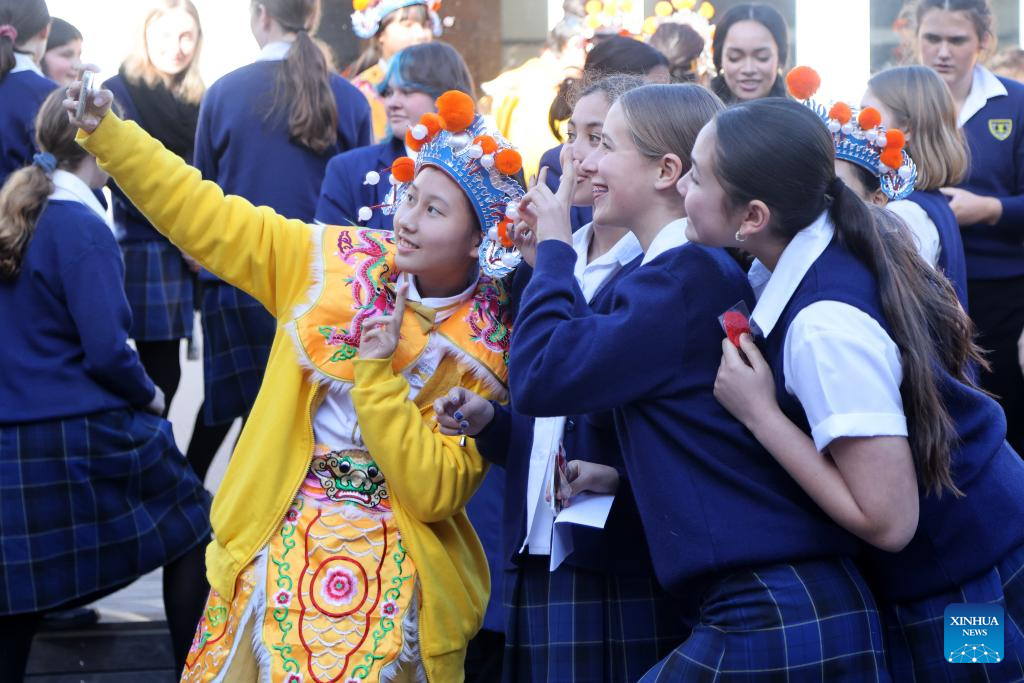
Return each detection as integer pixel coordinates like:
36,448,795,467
692,96,1024,681
709,3,790,104
66,76,522,681
507,84,889,681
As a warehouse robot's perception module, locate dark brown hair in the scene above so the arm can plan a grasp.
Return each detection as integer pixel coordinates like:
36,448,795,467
649,22,705,83
122,0,205,104
382,41,474,100
260,0,339,153
710,3,789,104
712,97,986,496
911,0,994,42
0,89,90,280
0,0,50,81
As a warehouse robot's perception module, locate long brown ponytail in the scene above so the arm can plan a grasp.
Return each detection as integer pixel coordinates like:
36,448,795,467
0,0,50,81
261,0,338,153
712,98,986,497
0,89,89,280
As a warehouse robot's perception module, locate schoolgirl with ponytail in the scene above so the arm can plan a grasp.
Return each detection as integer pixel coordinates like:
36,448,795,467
0,0,58,186
0,89,210,683
506,84,889,681
186,0,371,483
697,97,1024,681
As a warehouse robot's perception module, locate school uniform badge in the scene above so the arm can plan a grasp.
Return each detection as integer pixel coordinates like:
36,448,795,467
989,119,1013,141
944,603,1004,664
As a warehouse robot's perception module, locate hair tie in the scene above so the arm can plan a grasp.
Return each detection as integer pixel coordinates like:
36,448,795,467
826,176,845,199
0,24,18,42
33,152,57,176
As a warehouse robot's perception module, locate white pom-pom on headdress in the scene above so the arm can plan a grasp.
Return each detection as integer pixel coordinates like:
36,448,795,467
363,171,381,186
410,124,429,141
358,206,373,222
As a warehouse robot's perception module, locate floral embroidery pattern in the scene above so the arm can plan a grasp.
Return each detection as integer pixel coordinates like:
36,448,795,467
351,536,411,680
320,566,359,606
272,498,302,676
467,276,511,359
318,230,398,363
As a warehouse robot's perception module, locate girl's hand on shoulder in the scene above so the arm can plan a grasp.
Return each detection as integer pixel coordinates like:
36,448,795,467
63,66,113,134
518,165,574,246
358,283,408,360
433,387,494,436
558,460,619,503
714,333,779,430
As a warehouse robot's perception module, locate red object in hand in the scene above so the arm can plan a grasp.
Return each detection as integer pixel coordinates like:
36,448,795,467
723,310,751,347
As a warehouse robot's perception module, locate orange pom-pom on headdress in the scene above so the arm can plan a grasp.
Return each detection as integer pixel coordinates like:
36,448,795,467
419,112,444,140
785,66,821,101
884,129,906,150
391,156,415,183
828,102,852,125
858,107,882,131
405,128,425,152
436,90,476,132
879,147,903,170
473,135,498,155
495,149,523,176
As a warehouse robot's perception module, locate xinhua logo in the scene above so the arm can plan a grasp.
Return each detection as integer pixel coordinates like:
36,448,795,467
944,603,1004,664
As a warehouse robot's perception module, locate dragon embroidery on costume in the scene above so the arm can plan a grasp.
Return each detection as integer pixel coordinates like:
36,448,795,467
318,230,398,363
467,276,511,361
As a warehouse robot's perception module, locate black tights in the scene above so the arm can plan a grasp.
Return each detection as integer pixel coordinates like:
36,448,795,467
0,539,209,682
135,340,182,417
186,407,242,483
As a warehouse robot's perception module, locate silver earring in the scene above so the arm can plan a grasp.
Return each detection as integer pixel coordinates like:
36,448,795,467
735,230,746,243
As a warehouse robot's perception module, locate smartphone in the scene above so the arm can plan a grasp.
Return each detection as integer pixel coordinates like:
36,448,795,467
76,71,94,120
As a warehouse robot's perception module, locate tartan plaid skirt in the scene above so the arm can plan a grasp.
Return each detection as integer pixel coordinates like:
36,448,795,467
122,240,194,342
200,283,275,425
0,410,211,615
639,558,891,682
883,542,1024,682
502,558,690,683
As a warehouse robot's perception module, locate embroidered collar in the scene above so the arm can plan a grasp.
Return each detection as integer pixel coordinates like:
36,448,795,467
406,272,478,324
959,66,1007,127
749,210,833,337
572,222,643,268
641,218,689,266
256,41,292,62
11,52,44,76
50,170,112,229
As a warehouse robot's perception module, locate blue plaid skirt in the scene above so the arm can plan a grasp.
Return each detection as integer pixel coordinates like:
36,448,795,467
0,410,211,615
883,542,1024,682
502,558,690,682
200,283,276,425
639,558,890,682
122,240,194,342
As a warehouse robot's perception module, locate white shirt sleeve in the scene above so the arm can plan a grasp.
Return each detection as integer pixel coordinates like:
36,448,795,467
886,200,941,267
783,301,908,452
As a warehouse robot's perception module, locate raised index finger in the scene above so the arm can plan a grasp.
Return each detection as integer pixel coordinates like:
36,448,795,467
390,282,409,334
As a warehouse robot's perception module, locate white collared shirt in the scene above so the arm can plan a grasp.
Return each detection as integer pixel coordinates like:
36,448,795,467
49,170,114,233
571,222,642,301
958,65,1007,128
255,41,292,62
11,52,44,76
886,200,941,267
312,273,478,448
640,218,689,266
750,211,907,452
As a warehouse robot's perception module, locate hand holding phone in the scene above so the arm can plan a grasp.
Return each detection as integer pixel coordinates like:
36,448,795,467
76,71,94,121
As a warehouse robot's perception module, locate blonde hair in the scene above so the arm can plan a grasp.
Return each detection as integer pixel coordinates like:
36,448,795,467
867,65,968,190
618,83,724,170
122,0,205,104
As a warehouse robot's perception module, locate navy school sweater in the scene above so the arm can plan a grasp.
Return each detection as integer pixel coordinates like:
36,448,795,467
906,189,968,307
474,256,658,577
0,69,57,186
0,200,156,424
510,239,860,598
316,136,404,230
959,75,1024,279
194,60,373,282
761,237,1024,602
